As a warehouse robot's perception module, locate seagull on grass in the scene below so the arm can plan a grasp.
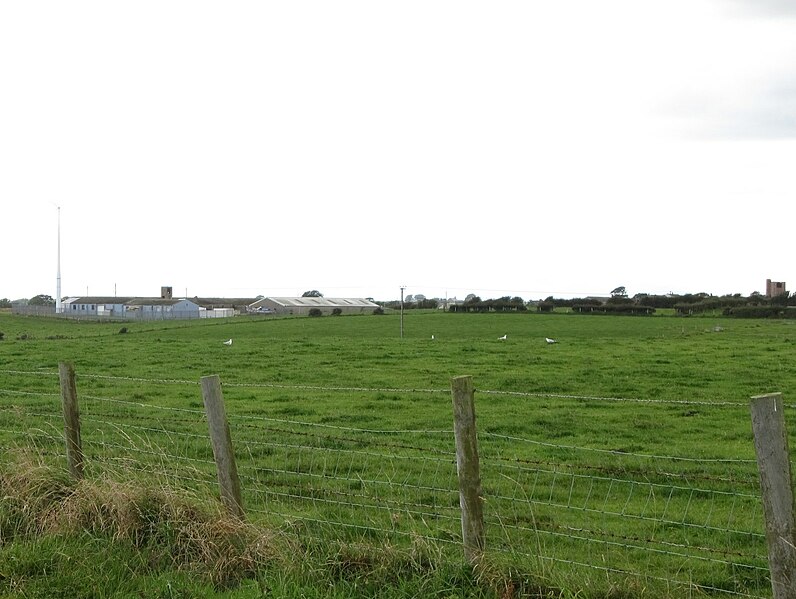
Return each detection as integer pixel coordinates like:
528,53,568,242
223,339,233,346
545,337,557,344
498,334,507,340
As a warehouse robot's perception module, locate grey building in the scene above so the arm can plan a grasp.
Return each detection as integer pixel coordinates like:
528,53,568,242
124,298,202,319
248,297,380,316
62,297,134,317
59,296,202,320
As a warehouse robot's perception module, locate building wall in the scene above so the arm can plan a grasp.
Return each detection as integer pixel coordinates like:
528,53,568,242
98,303,128,316
200,307,235,318
67,301,98,315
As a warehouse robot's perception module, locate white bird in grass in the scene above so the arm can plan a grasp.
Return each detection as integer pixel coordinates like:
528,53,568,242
545,337,557,344
498,334,507,340
431,334,435,340
223,339,233,346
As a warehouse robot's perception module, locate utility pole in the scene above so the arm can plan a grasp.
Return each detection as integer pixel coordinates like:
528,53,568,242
400,286,406,339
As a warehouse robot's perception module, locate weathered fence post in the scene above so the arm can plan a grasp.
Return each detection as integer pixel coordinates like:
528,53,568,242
750,393,796,599
201,374,244,519
58,362,84,480
451,375,485,564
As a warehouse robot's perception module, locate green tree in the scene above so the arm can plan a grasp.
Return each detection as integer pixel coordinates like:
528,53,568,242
747,291,764,305
0,298,11,308
771,291,790,306
610,286,627,298
28,294,55,306
302,290,323,297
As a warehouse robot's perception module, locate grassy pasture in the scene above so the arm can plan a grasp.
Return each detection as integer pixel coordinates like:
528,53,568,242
1,311,795,597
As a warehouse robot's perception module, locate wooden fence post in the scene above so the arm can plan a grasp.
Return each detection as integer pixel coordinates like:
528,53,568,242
58,362,84,480
451,375,485,564
750,393,796,599
201,374,244,519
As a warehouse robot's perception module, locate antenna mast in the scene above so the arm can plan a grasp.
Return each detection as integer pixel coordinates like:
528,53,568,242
56,206,62,314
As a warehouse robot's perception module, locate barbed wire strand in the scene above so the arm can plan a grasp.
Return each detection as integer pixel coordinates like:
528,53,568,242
484,452,759,486
3,369,792,409
497,519,767,570
0,388,766,471
481,431,758,464
510,549,767,599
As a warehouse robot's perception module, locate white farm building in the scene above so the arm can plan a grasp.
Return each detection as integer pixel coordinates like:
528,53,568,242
248,297,380,316
52,287,257,320
61,296,204,320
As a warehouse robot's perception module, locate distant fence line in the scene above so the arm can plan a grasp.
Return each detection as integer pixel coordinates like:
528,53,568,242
6,368,796,410
11,305,226,321
0,367,795,597
10,306,56,317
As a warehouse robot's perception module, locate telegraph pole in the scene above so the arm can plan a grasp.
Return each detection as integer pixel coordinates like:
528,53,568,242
400,285,406,339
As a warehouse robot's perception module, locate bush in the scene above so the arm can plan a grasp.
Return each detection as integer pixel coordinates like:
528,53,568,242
0,331,4,341
308,308,323,317
331,308,342,316
373,307,385,315
118,327,128,334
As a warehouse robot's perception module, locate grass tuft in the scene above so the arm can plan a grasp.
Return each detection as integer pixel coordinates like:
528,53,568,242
0,447,284,589
0,448,573,597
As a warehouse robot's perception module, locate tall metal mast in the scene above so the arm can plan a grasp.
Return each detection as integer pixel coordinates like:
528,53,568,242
56,206,61,314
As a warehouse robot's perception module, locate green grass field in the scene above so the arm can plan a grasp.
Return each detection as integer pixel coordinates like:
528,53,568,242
1,310,795,598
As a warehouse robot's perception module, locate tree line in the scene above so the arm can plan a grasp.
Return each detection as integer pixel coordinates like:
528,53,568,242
523,289,796,318
5,289,795,319
1,294,55,308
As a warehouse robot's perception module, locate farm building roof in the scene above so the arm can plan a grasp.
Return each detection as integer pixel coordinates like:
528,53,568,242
62,296,254,308
193,297,258,309
258,297,379,308
125,298,194,306
63,297,135,304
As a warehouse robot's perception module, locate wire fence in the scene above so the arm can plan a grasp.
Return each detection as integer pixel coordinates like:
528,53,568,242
0,367,785,598
10,306,218,321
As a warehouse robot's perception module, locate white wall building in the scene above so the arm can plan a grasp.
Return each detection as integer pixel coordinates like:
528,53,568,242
248,297,380,316
60,296,202,320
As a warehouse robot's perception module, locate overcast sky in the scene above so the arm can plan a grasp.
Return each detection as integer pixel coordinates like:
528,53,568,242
2,1,794,302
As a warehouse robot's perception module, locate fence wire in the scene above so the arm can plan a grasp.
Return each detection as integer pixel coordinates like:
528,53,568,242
0,369,780,597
